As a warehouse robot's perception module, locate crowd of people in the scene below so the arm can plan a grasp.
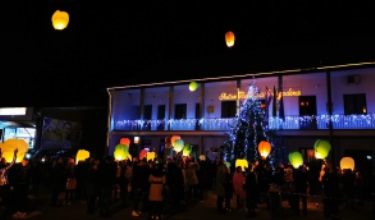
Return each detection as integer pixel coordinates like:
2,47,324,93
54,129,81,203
0,149,375,219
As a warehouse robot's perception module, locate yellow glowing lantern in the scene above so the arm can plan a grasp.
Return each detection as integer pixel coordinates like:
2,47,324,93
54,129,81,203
113,144,129,161
314,139,331,159
225,31,235,48
171,135,181,146
198,154,206,161
146,152,156,161
120,137,131,146
173,139,184,153
76,149,90,164
258,141,272,159
288,151,304,168
182,143,192,156
51,10,69,30
139,149,148,160
0,138,28,163
189,82,199,92
340,157,355,171
235,159,248,171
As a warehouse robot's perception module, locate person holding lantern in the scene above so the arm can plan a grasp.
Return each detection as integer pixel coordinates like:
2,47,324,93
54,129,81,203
0,148,18,211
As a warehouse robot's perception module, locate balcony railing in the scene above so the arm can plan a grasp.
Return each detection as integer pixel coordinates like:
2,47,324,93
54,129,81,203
113,114,375,131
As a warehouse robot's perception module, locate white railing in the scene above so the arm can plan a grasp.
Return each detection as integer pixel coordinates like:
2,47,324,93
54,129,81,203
113,114,375,131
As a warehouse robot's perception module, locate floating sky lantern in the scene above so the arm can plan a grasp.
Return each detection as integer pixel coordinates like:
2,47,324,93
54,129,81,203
288,151,304,168
173,139,184,153
340,156,355,171
314,139,331,159
0,138,28,163
225,31,235,48
51,10,69,30
258,140,271,159
235,158,248,171
189,81,199,92
76,149,90,164
114,144,130,161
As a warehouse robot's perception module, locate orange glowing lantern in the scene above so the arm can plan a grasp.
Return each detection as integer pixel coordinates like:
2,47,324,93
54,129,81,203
340,157,355,171
139,149,148,160
171,135,181,146
51,10,69,30
235,159,248,171
120,137,131,146
225,31,235,48
76,149,90,164
0,138,28,163
258,141,272,159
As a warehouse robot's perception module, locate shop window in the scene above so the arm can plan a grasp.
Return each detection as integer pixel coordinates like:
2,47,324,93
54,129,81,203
299,96,317,116
174,103,187,119
157,105,165,120
143,105,152,120
221,101,236,118
344,93,367,115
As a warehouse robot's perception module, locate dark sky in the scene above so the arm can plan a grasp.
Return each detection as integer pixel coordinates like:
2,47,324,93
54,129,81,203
1,1,375,108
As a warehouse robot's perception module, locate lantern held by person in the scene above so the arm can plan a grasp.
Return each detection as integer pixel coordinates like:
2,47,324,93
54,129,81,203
0,138,28,163
258,141,271,159
340,156,355,171
288,151,304,168
235,159,248,171
314,139,331,159
114,144,129,161
173,139,184,153
76,149,90,164
120,138,131,146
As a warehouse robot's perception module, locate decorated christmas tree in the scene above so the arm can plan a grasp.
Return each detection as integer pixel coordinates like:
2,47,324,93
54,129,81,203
223,79,278,167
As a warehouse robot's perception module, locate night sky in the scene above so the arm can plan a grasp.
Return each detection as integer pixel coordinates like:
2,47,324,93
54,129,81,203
1,1,375,108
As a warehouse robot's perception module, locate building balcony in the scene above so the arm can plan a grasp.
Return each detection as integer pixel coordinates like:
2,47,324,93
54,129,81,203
112,114,375,131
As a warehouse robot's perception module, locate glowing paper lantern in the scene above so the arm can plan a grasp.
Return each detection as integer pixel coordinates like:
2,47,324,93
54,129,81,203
225,161,231,168
182,143,192,156
225,31,235,48
314,139,331,159
51,10,69,30
76,149,90,164
146,152,156,161
113,144,129,161
173,139,184,153
258,141,272,158
120,137,131,146
171,135,181,146
340,157,355,171
0,138,29,163
235,159,248,171
189,82,199,92
288,151,304,168
139,149,148,160
198,154,206,161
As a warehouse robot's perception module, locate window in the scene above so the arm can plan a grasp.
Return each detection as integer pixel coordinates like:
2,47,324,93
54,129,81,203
221,101,236,118
300,147,315,163
143,105,152,120
299,96,317,116
195,103,201,119
157,105,165,119
344,93,367,115
174,103,187,119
